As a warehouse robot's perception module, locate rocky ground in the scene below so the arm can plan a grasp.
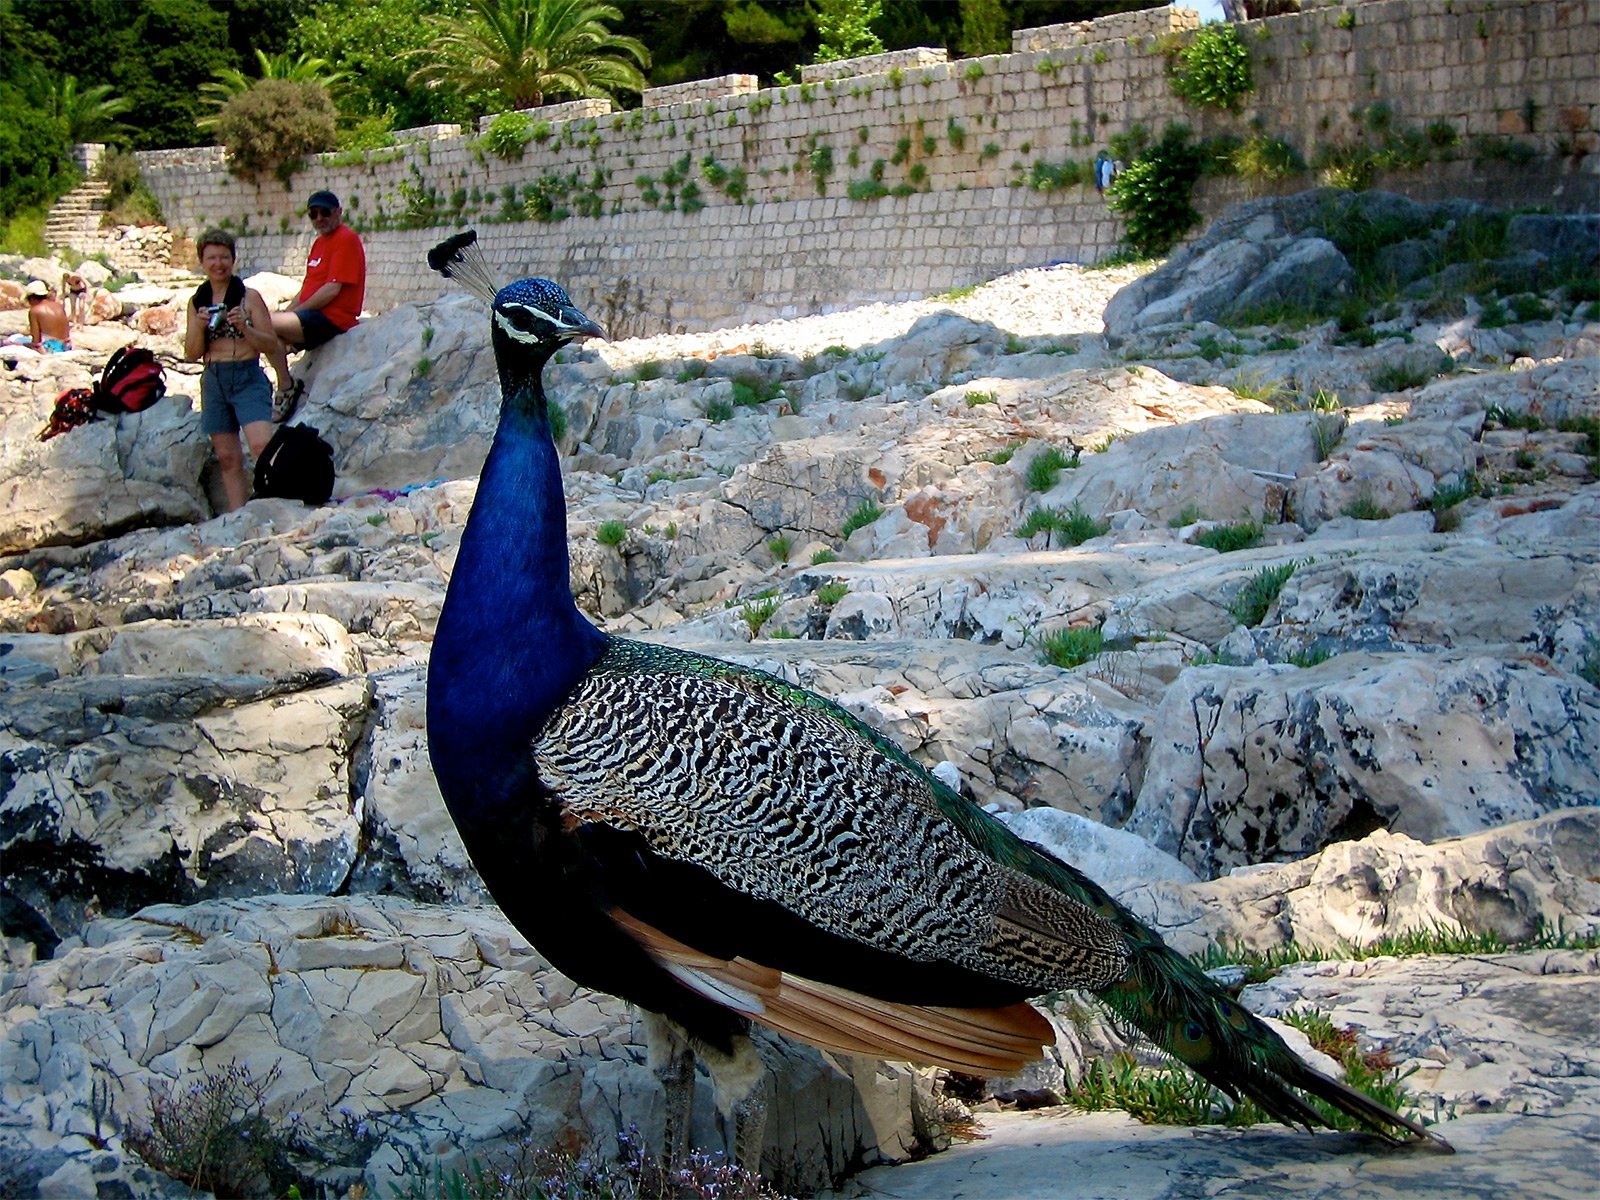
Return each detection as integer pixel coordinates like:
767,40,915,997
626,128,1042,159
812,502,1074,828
0,191,1596,1198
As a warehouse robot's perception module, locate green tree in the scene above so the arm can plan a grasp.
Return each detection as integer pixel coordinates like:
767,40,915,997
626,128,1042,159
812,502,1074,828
215,79,339,185
42,74,134,144
13,0,239,151
199,50,346,132
957,0,1011,58
410,0,650,111
813,0,883,64
292,0,467,128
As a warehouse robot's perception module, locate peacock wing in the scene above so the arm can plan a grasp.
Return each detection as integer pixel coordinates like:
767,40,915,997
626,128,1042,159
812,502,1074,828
530,639,1131,1007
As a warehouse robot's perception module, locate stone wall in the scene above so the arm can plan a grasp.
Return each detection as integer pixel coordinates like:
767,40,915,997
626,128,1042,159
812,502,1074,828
133,0,1599,335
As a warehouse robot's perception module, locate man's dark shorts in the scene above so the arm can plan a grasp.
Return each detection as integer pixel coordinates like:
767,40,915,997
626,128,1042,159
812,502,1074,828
295,309,346,350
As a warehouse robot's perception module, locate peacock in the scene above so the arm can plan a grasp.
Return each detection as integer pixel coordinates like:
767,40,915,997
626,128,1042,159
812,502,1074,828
423,231,1451,1170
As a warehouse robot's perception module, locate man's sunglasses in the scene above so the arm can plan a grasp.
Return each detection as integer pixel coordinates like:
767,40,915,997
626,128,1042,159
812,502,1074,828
308,206,333,218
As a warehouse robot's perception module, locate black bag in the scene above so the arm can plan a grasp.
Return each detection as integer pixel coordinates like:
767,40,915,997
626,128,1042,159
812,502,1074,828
254,423,335,505
93,346,167,414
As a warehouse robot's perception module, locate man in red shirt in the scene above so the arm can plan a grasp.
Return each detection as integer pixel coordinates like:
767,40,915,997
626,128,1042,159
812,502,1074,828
269,189,366,420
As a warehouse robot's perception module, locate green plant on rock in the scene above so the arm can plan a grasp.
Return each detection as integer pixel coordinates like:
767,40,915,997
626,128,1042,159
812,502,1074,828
1228,560,1301,627
816,581,849,606
1367,356,1450,393
595,519,627,546
1193,520,1263,553
740,592,782,636
1065,1054,1268,1128
1025,445,1078,492
768,533,793,562
1341,489,1391,521
1169,23,1254,112
841,499,884,539
731,376,784,407
1016,503,1107,548
1039,624,1105,669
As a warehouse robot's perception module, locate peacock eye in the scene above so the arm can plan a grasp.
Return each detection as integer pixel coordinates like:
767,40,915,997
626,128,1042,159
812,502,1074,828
500,306,543,334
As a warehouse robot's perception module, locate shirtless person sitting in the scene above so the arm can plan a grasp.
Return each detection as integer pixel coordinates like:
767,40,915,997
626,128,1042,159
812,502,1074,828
22,280,72,352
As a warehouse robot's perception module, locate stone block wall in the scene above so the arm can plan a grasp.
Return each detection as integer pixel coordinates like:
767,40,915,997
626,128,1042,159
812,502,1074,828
134,0,1598,335
644,75,761,107
1012,5,1199,52
802,47,949,85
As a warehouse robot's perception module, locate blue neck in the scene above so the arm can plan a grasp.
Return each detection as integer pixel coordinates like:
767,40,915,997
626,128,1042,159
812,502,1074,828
427,349,606,825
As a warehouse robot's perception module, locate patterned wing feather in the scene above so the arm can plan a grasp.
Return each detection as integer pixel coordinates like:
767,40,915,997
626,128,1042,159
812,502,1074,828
533,639,1130,998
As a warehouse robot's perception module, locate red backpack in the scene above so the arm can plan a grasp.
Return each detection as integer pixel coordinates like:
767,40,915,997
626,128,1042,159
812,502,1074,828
92,346,167,414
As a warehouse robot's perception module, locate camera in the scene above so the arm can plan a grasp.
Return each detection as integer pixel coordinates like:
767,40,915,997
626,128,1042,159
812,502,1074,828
205,304,228,334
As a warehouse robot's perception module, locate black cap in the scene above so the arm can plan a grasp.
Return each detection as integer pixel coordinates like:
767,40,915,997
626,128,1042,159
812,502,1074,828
306,190,340,211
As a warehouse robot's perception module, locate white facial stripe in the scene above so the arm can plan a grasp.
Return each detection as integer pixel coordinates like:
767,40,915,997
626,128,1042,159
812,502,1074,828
493,307,544,344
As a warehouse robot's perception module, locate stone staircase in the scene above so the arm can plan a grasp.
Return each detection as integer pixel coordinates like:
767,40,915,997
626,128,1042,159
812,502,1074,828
44,178,188,286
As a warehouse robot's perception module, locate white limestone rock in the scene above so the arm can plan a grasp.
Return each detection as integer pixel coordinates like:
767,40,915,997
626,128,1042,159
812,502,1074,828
0,356,209,554
1126,654,1600,879
0,895,942,1197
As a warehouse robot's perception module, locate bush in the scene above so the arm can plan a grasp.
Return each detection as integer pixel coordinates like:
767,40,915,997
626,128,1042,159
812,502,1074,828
0,98,72,220
124,1065,296,1197
1169,24,1254,112
595,519,627,546
215,79,337,185
481,111,533,162
95,149,163,225
1232,135,1304,181
1107,124,1206,256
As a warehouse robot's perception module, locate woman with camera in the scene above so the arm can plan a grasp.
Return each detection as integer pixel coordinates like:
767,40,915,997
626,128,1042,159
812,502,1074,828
185,228,295,512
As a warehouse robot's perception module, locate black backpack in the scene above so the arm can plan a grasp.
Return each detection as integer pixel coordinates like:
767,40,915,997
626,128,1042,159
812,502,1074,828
254,423,336,505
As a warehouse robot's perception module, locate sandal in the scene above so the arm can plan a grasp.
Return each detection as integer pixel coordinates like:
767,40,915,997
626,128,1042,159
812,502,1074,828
272,378,304,424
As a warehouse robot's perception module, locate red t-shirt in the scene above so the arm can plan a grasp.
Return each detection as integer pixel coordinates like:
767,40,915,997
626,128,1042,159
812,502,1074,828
299,223,366,330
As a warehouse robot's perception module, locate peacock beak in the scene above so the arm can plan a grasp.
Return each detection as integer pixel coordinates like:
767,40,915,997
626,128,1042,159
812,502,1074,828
561,305,606,342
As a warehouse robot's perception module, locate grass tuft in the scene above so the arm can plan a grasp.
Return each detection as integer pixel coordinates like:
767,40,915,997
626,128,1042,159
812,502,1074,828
1039,624,1105,669
841,499,884,539
1016,503,1109,548
1025,445,1079,491
1227,560,1302,627
1193,520,1263,553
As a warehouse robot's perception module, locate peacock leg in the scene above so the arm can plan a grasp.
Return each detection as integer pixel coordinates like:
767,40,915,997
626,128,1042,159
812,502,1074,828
643,1010,697,1165
699,1029,768,1170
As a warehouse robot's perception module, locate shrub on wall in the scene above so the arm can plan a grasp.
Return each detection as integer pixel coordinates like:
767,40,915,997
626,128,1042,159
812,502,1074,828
95,149,164,226
1169,24,1254,112
1107,124,1206,256
481,112,534,162
215,79,338,186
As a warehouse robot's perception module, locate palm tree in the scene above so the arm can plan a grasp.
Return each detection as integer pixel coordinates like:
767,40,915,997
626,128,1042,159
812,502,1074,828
198,51,347,132
45,74,133,144
410,0,649,112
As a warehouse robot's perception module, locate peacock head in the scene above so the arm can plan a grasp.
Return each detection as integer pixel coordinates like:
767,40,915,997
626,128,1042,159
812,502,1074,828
491,277,605,352
427,230,605,364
